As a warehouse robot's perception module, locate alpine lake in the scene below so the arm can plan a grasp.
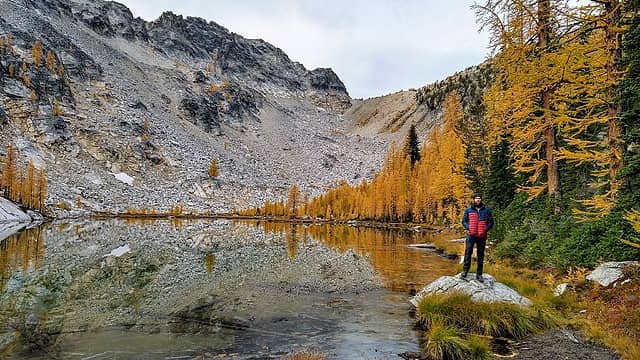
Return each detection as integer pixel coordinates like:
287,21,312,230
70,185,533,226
0,219,460,359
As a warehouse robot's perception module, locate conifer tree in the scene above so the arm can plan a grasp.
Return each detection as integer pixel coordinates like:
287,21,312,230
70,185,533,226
45,50,56,73
1,144,17,199
37,167,47,212
286,184,300,218
52,99,62,116
208,158,219,178
485,138,516,209
22,162,35,209
618,1,640,246
475,0,562,205
31,40,43,66
401,124,420,167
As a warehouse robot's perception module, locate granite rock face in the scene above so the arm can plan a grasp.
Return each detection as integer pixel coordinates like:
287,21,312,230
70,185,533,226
410,273,533,308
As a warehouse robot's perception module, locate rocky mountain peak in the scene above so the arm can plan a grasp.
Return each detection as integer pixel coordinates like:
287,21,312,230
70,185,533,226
0,0,379,215
309,67,348,94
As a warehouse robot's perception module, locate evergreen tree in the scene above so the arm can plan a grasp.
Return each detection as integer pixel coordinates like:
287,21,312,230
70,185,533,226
618,2,640,247
45,50,56,73
485,138,516,209
460,100,488,196
402,123,420,167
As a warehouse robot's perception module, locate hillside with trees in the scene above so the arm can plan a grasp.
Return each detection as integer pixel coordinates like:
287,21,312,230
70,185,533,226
246,0,640,269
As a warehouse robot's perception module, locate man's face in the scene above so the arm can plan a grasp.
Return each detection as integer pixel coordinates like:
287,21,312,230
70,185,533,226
473,197,482,206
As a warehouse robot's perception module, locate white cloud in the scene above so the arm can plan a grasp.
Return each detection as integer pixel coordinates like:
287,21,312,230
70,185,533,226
118,0,490,98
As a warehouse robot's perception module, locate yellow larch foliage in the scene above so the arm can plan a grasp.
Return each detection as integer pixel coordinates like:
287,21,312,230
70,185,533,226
36,167,47,212
31,40,43,66
244,101,470,225
1,144,18,200
56,63,65,77
286,184,300,218
208,158,219,178
52,99,62,116
622,210,640,249
478,0,561,202
45,50,56,73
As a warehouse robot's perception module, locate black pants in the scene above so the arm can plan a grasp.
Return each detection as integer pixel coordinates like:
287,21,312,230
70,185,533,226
462,235,486,275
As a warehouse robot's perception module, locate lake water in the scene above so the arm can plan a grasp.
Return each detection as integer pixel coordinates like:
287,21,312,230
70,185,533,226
0,219,459,359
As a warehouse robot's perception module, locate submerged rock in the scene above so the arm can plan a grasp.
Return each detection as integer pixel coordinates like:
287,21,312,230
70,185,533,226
586,261,639,287
410,273,532,308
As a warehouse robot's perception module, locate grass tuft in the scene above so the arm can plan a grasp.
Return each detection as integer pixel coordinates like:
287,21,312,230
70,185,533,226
424,321,469,360
417,292,557,339
467,335,492,360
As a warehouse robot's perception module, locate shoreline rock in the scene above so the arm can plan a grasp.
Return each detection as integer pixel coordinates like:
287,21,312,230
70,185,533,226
410,273,532,308
0,197,31,224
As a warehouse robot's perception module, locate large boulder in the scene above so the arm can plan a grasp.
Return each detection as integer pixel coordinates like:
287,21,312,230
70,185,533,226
586,261,639,287
410,273,532,308
0,197,31,224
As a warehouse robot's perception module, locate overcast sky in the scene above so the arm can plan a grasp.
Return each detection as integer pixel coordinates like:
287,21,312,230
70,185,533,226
118,1,490,99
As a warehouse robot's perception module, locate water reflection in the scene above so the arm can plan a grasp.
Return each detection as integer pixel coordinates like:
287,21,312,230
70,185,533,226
240,221,458,292
1,219,459,359
1,226,44,290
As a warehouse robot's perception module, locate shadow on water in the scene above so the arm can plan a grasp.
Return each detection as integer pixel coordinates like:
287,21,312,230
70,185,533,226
0,219,459,359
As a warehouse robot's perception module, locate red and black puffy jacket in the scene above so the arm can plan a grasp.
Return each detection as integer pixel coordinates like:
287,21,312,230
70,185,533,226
462,206,493,238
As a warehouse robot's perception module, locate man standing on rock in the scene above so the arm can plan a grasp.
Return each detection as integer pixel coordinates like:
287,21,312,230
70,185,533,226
460,193,493,283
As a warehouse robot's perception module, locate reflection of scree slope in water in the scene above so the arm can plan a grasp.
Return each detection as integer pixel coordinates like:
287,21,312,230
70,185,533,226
241,220,459,293
1,220,461,359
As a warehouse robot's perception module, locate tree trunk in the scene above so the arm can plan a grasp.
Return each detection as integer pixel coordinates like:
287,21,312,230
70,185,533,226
605,0,623,186
538,0,561,206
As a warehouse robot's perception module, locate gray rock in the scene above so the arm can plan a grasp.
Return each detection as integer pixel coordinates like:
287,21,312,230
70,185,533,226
0,197,31,224
554,283,569,296
410,273,532,308
3,77,30,99
0,106,7,125
586,261,639,287
32,115,73,145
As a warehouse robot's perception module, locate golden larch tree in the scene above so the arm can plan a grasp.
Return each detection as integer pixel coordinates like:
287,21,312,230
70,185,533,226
475,0,562,205
286,184,300,218
1,144,17,199
45,50,57,73
31,40,43,66
208,158,219,178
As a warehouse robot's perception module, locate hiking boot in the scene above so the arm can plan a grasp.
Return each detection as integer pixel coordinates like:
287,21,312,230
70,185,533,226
476,274,484,283
459,272,468,280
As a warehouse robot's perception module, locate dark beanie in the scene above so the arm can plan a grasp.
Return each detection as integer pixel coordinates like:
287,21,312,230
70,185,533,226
473,193,482,199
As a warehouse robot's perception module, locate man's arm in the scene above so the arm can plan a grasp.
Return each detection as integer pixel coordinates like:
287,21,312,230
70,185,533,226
462,208,469,230
486,209,494,231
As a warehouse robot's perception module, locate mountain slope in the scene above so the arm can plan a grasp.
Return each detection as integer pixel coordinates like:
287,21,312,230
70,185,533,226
345,62,494,143
0,0,386,215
